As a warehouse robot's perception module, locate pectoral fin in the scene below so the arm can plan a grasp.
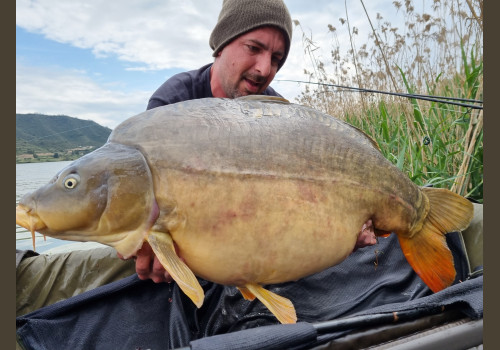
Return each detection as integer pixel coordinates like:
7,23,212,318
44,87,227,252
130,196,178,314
147,231,204,308
242,283,297,324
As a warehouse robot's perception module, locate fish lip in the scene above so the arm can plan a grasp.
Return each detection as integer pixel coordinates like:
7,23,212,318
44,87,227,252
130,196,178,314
16,204,47,232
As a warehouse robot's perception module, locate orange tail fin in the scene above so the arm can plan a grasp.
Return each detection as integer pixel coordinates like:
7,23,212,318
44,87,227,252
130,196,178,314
398,187,474,293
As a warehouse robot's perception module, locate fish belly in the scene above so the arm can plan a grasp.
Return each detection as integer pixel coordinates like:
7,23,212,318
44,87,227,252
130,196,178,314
160,169,409,286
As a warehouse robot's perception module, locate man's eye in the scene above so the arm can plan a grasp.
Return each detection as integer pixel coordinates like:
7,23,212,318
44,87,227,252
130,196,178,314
272,56,282,66
247,45,259,53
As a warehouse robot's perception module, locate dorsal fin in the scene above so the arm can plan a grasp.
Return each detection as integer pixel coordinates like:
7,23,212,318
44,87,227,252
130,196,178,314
236,95,290,104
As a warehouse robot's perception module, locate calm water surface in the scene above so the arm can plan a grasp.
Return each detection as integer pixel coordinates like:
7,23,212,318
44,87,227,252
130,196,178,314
16,161,105,253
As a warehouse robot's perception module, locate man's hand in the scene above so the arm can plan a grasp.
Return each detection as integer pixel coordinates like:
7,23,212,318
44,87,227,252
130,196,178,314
352,219,377,253
117,242,173,283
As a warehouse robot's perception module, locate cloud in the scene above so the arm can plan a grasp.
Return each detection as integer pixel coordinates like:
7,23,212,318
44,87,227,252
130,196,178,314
16,64,149,128
16,0,352,75
16,0,220,70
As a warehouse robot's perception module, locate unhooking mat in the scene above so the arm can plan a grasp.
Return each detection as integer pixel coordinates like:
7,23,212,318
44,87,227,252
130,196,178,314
16,233,483,350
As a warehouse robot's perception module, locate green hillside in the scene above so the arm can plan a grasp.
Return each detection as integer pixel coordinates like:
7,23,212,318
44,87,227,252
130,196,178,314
16,113,112,163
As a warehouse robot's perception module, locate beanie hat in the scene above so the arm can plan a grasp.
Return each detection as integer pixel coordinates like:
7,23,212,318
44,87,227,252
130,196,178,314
209,0,293,70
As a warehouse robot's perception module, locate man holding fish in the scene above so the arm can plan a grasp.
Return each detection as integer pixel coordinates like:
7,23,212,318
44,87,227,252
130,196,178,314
16,0,481,340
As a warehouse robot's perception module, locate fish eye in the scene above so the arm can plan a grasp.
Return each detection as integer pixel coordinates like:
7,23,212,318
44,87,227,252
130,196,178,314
63,174,80,189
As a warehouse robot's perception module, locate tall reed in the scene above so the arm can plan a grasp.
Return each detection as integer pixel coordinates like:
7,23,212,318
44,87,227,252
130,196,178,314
296,0,483,201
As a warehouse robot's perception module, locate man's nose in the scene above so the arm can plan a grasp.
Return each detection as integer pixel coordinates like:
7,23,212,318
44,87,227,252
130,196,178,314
254,53,273,77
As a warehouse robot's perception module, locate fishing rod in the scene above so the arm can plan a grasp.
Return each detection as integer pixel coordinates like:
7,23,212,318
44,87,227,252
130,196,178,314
24,124,96,142
276,79,483,110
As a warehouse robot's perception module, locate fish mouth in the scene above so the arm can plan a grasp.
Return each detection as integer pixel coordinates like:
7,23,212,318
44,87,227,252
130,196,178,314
16,204,47,251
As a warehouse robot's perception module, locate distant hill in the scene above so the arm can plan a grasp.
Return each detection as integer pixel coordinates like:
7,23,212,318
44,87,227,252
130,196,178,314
16,113,112,163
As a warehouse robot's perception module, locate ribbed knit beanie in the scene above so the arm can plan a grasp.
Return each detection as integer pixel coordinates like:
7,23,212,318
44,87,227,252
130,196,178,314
209,0,293,70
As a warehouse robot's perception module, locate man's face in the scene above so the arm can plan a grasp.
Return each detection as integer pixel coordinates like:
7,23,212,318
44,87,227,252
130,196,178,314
211,26,286,98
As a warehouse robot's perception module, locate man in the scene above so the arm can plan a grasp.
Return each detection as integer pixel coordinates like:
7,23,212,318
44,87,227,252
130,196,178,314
148,0,291,107
127,0,377,284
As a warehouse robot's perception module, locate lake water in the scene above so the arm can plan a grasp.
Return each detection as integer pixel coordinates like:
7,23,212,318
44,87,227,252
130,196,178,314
16,161,105,254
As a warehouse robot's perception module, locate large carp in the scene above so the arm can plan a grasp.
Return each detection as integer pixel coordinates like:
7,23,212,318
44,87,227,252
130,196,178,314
16,96,473,324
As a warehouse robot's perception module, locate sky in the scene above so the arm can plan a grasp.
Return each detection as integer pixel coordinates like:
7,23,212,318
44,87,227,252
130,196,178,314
16,0,407,129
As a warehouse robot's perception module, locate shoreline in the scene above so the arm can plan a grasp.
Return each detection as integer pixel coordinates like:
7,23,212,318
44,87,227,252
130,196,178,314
16,156,81,164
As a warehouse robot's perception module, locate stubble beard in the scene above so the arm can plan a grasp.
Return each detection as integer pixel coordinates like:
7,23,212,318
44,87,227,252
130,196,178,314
224,73,267,98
